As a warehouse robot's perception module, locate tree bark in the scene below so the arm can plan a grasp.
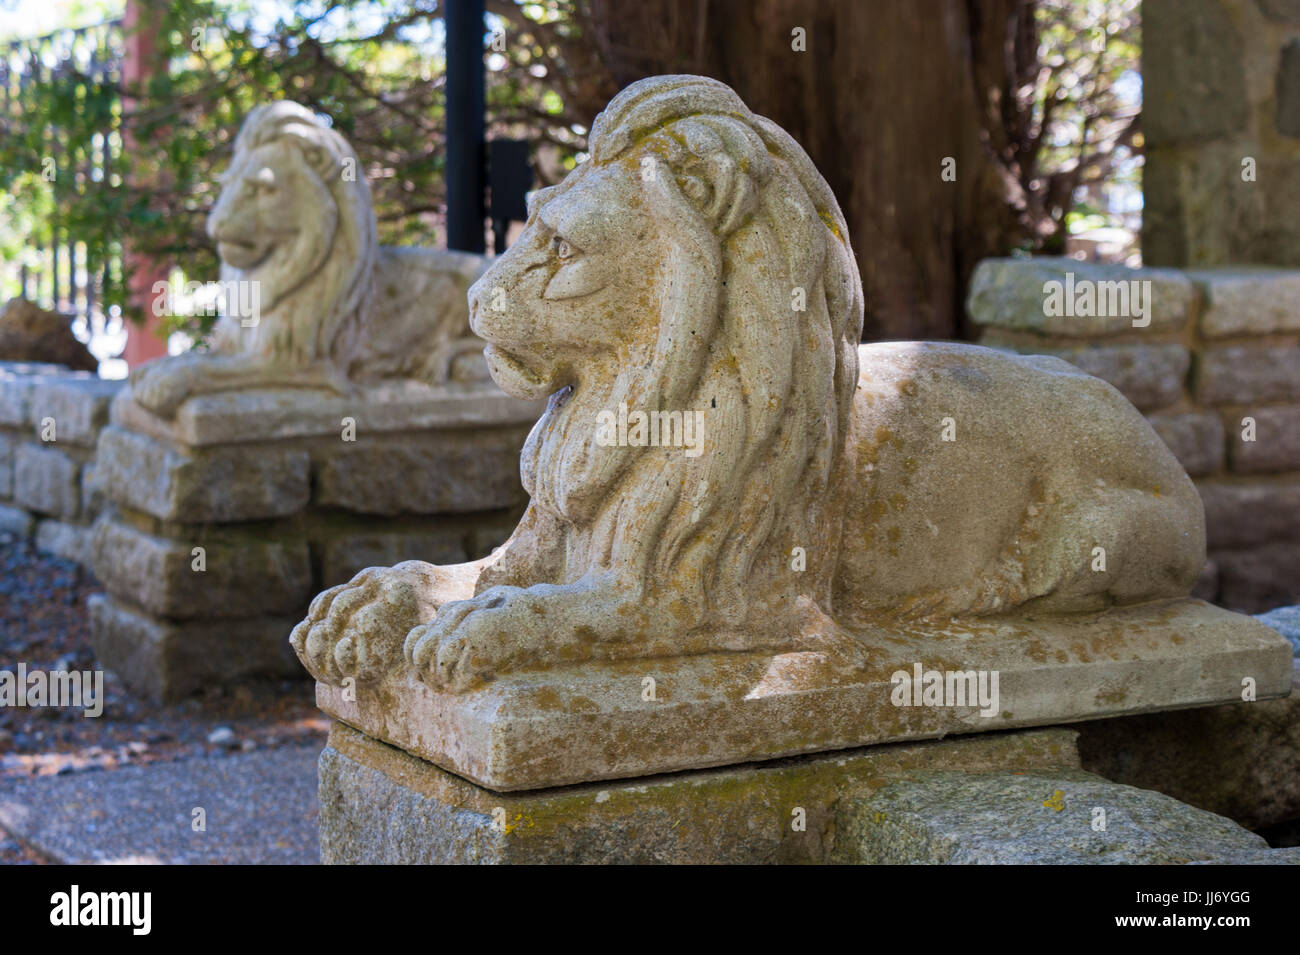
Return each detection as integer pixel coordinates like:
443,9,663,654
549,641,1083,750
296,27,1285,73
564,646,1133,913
579,0,1030,341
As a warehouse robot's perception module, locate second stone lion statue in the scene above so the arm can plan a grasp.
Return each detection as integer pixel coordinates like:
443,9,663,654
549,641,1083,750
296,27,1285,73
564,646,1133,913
293,75,1204,692
130,101,489,416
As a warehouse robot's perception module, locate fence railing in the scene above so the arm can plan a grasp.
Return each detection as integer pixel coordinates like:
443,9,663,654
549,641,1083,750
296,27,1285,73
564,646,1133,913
1,20,124,341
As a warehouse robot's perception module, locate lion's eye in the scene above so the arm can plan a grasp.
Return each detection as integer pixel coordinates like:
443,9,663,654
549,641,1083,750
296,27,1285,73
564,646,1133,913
553,236,575,260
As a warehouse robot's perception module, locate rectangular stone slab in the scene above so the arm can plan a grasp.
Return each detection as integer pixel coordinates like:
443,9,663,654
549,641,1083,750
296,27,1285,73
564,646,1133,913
316,597,1293,791
319,721,1083,864
110,381,545,447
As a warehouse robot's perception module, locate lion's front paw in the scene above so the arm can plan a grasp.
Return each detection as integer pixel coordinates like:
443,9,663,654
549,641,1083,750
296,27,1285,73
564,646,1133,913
129,363,194,417
404,585,541,692
290,561,442,685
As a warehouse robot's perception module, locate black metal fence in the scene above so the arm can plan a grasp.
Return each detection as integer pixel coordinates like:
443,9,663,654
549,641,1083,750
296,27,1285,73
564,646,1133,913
1,20,123,332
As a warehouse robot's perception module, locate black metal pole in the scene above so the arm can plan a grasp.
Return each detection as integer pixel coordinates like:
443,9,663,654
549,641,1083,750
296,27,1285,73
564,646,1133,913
445,0,485,253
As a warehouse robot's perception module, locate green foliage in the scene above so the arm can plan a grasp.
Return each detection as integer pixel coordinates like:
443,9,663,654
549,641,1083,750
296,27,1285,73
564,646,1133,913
0,0,596,337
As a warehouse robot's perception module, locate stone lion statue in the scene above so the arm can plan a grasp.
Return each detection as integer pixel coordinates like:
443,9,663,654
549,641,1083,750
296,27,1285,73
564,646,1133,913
292,75,1204,692
130,101,489,416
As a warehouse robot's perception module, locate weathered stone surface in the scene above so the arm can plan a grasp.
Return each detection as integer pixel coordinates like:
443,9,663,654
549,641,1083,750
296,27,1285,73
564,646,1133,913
0,431,16,497
294,77,1271,800
79,461,105,519
111,381,543,448
88,594,302,702
1144,0,1249,146
1216,543,1300,613
1144,139,1296,268
1229,405,1300,472
95,426,310,522
967,257,1194,337
1016,343,1188,412
838,769,1289,864
13,443,80,519
1197,345,1300,405
0,503,33,538
314,597,1291,791
1257,604,1300,654
92,518,312,618
28,376,121,446
1150,412,1225,477
1078,661,1300,831
320,532,469,590
0,363,90,427
126,101,492,419
319,721,1082,864
1197,479,1300,548
34,519,92,566
1190,267,1300,335
315,431,530,515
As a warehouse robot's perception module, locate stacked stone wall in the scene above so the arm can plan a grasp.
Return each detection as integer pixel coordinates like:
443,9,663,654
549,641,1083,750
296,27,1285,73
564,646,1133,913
969,257,1300,612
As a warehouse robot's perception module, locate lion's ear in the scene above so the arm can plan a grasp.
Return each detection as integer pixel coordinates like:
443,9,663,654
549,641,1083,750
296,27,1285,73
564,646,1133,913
526,186,561,221
643,120,765,237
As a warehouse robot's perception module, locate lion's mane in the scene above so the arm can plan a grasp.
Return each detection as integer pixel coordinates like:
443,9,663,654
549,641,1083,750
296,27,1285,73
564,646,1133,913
211,101,378,370
521,76,864,632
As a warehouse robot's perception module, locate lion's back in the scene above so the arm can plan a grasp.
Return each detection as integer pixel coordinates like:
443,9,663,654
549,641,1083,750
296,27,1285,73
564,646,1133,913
833,341,1203,619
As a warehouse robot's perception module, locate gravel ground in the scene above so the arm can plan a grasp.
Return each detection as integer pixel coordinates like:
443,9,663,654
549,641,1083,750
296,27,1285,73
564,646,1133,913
0,533,328,863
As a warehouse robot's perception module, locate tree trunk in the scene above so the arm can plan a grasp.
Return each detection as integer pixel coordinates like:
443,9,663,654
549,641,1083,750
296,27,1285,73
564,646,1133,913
580,0,1030,341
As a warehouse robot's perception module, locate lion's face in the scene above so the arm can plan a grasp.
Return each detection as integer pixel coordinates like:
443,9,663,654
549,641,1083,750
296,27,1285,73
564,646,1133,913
207,139,338,310
468,162,661,401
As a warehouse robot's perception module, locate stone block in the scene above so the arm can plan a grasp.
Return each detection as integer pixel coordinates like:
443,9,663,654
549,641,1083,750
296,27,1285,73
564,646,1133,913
111,380,544,448
1143,0,1249,146
318,721,1082,864
79,461,106,520
1149,412,1225,477
0,502,33,538
27,376,122,446
92,518,313,619
1078,661,1300,831
837,770,1292,864
88,594,303,702
1229,405,1300,472
0,430,17,498
1189,267,1300,337
1216,543,1300,613
95,426,310,522
13,443,80,519
1197,479,1300,548
320,531,468,589
314,430,530,516
34,519,93,566
0,363,66,427
1021,343,1188,412
317,597,1292,791
967,257,1194,337
1196,345,1300,405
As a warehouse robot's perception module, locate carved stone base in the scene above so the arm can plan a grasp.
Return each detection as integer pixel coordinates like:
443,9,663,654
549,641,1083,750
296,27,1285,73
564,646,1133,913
89,595,302,702
317,597,1293,791
91,383,539,700
318,721,1084,864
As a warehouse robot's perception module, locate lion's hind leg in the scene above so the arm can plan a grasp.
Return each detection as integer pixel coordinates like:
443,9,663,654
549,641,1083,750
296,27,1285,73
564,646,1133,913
1014,485,1202,614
